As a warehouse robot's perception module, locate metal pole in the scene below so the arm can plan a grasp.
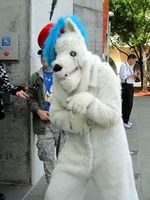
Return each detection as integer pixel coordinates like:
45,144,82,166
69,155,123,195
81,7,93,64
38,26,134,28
49,0,58,21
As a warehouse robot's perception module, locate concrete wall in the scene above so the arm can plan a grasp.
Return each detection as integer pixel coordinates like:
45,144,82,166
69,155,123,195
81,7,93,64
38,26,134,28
73,0,103,57
30,0,73,185
0,0,30,183
0,0,103,186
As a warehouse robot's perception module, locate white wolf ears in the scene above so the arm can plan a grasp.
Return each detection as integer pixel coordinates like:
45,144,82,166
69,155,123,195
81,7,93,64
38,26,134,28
65,18,85,41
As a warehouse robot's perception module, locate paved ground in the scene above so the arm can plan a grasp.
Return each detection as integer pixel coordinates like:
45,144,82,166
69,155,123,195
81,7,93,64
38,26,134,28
23,96,150,200
1,96,150,200
127,96,150,200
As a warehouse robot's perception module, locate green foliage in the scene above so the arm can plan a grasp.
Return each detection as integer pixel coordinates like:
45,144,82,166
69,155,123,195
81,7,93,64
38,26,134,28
110,0,150,48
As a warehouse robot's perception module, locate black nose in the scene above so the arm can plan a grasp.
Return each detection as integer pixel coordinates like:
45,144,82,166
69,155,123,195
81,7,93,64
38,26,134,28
53,64,63,72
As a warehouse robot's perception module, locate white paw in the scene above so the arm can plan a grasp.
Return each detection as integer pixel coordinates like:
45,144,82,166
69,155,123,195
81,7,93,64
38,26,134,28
66,92,94,115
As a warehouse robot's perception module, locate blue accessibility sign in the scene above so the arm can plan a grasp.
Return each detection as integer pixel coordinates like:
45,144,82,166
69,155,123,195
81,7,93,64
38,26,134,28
2,36,11,46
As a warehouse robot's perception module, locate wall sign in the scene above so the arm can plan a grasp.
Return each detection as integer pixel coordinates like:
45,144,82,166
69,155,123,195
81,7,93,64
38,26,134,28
0,33,18,60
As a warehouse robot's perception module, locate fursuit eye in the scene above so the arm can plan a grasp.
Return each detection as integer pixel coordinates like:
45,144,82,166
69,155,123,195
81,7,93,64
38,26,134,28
70,51,77,57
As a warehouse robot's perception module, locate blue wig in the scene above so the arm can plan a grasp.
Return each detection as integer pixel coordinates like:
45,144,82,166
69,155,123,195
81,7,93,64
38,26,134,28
43,15,88,67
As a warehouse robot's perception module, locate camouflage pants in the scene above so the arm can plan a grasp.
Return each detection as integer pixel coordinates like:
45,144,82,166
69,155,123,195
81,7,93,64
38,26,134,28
37,121,66,183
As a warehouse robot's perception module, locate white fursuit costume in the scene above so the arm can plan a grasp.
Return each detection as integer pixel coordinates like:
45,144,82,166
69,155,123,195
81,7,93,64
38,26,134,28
44,16,139,200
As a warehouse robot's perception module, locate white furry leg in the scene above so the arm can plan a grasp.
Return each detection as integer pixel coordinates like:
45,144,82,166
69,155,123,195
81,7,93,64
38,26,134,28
92,153,139,200
44,134,90,200
44,166,88,200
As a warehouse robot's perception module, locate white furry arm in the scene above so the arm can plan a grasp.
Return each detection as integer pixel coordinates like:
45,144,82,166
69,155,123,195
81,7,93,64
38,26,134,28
66,92,94,115
86,68,122,128
86,98,121,127
51,97,87,134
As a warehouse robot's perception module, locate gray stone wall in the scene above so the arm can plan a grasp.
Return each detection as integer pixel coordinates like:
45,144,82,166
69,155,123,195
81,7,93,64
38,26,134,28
0,0,30,183
73,0,103,57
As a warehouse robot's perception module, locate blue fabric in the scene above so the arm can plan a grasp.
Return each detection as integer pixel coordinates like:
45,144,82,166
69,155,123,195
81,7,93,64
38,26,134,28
43,71,53,111
43,15,88,67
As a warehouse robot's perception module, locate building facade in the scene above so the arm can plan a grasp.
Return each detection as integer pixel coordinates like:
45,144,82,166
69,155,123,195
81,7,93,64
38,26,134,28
0,0,106,186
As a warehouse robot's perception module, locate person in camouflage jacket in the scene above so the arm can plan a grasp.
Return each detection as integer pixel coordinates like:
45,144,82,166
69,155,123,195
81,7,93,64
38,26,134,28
27,22,66,184
27,52,66,183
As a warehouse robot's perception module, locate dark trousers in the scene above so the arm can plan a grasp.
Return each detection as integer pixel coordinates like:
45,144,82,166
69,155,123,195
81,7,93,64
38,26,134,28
121,83,134,124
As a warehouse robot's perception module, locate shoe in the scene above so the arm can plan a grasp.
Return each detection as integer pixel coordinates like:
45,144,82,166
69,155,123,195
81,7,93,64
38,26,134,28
128,121,133,126
124,123,132,129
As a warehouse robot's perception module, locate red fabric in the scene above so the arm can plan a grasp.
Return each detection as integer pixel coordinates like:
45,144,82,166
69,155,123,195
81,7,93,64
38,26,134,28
102,0,109,54
38,23,55,48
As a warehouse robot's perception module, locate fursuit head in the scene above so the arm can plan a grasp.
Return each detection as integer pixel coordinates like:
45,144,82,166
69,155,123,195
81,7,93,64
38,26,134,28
43,16,139,200
44,16,122,134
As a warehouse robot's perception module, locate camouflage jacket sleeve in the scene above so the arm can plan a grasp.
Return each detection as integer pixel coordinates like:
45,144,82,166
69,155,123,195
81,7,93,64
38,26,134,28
27,72,44,113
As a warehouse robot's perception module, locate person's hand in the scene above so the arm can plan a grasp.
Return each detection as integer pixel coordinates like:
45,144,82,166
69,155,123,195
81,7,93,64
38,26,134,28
131,72,138,80
37,109,49,121
16,89,29,99
127,72,137,80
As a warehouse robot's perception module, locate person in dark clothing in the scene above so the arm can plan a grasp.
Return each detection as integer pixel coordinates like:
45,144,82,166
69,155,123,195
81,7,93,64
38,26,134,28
0,63,28,200
0,63,28,119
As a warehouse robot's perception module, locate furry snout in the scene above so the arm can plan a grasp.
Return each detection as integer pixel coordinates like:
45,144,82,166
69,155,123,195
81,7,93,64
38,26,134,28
53,64,63,72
